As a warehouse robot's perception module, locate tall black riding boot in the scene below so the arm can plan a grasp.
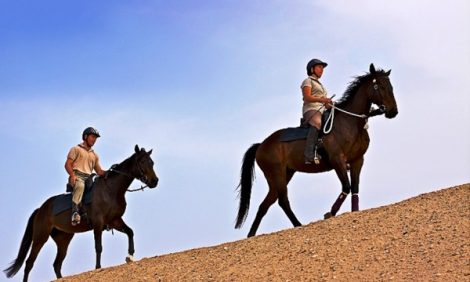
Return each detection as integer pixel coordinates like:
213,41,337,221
304,126,319,164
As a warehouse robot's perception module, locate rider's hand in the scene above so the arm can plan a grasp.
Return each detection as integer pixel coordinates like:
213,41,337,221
69,175,77,187
323,98,333,109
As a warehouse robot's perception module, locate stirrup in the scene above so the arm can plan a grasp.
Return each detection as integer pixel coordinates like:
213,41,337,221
313,147,321,164
71,212,81,226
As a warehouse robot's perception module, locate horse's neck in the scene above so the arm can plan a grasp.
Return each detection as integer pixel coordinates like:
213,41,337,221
341,86,371,116
107,162,135,196
335,87,371,133
107,173,134,195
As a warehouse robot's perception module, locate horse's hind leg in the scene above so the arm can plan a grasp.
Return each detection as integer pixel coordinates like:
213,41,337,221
278,169,301,227
23,226,50,281
248,168,297,237
51,229,74,278
248,188,278,237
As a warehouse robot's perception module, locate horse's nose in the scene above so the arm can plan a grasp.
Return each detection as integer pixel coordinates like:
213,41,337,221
385,108,398,118
151,177,159,188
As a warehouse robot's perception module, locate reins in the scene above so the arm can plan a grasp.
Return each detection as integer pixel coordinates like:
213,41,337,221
106,166,150,192
323,103,385,134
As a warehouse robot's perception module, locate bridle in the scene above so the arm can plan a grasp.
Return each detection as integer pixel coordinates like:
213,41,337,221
323,78,386,134
371,78,389,113
107,156,153,192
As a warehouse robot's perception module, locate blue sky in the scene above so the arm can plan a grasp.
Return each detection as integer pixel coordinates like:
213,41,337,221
1,1,469,281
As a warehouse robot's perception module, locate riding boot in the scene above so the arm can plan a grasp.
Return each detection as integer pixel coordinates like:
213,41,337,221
71,203,81,226
304,126,319,164
352,194,359,212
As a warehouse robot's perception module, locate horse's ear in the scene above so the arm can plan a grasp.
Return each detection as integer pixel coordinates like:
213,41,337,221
135,145,139,153
369,63,376,74
148,149,153,155
386,69,391,76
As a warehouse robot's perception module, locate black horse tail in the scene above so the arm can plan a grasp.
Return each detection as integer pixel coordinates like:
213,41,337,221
4,208,38,278
235,143,260,229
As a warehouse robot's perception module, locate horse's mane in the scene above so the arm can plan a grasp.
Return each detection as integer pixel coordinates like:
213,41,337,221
108,152,137,175
335,68,387,107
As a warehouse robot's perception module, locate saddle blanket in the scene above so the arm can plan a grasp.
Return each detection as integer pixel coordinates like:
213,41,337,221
52,185,95,216
280,127,310,142
281,110,333,142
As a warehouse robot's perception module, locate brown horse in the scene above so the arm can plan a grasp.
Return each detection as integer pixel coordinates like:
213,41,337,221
235,64,398,237
4,145,159,282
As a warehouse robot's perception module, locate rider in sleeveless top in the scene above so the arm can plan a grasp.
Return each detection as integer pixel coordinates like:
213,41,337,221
65,127,106,225
301,59,333,164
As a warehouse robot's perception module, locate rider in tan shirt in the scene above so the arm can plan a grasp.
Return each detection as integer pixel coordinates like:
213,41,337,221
65,127,106,225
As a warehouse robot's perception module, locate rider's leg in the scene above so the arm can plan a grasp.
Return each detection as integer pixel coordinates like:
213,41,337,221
71,177,85,225
304,110,322,164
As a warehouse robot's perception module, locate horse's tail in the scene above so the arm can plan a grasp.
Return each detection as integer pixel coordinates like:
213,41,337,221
4,208,38,278
235,143,260,229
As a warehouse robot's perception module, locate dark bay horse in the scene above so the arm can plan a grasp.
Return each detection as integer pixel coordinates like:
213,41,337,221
4,145,159,281
235,64,398,237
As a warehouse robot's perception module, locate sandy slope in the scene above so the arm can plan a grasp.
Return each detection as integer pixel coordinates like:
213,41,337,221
58,183,470,281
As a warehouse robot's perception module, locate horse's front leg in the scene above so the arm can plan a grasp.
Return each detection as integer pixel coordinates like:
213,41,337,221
349,157,364,212
111,217,135,263
93,226,104,269
325,155,351,219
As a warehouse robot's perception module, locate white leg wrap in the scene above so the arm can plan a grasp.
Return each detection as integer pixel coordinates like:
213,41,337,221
125,255,135,263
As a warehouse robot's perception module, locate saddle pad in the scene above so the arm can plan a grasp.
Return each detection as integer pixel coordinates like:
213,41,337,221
281,110,333,142
52,185,95,216
280,127,310,142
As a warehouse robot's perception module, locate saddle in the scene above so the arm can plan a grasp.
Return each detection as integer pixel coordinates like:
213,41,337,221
53,174,97,216
280,109,332,142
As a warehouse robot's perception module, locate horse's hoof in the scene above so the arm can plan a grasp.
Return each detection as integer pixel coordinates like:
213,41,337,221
125,255,135,263
324,212,333,219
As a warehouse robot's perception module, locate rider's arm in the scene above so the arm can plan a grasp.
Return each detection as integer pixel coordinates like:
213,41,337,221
94,157,106,177
65,158,77,185
302,86,332,104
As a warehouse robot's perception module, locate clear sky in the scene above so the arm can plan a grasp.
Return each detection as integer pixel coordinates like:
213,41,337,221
1,1,469,281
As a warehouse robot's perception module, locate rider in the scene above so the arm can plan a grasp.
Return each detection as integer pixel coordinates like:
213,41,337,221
301,58,333,164
65,127,106,225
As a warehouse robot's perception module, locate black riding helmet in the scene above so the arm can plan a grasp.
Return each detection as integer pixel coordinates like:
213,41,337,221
82,127,101,140
306,59,328,75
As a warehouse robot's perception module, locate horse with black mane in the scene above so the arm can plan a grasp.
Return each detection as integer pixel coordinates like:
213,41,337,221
235,64,398,237
4,145,159,282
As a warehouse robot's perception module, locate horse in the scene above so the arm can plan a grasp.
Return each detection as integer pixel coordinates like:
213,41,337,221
4,145,159,282
235,64,398,237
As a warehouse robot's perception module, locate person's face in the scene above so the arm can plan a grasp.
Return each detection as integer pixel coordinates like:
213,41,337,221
313,65,325,78
85,134,98,147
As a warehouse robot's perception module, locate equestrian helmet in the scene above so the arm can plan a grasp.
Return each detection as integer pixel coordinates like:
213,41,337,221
306,58,328,75
82,127,101,140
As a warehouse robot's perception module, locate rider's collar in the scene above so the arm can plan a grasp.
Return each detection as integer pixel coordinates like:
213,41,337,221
78,143,94,152
309,74,320,81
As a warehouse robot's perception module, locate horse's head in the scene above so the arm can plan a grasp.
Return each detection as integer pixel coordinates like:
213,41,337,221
132,144,159,188
368,64,398,119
